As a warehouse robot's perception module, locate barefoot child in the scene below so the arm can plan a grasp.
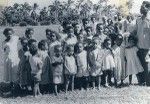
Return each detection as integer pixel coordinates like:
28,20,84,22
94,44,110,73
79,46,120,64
89,38,105,89
51,45,64,95
125,36,144,85
29,45,43,97
102,38,115,87
64,45,77,93
18,37,31,92
38,40,51,94
75,42,89,90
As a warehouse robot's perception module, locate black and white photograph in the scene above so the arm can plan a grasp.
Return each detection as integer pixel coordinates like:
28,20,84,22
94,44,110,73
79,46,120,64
0,0,150,103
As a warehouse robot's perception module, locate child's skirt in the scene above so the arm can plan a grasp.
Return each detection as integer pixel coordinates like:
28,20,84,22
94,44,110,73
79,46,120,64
53,75,64,84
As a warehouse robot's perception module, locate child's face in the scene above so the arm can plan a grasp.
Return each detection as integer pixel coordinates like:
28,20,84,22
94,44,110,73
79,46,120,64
68,28,74,37
46,32,51,40
22,40,28,47
5,30,13,39
55,47,62,57
74,25,81,33
67,48,74,56
93,39,99,49
116,39,123,46
77,43,84,53
103,28,109,35
77,35,84,42
50,33,57,41
97,25,103,33
86,28,92,36
26,30,34,39
105,40,111,49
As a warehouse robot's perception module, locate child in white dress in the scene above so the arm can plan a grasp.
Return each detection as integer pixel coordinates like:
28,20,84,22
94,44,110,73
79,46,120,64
103,38,115,87
2,28,20,96
125,36,144,85
112,35,124,87
89,38,105,89
51,45,64,95
75,42,89,90
64,45,77,93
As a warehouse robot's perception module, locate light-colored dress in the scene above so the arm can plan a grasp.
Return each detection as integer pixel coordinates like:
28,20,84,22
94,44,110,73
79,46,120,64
38,50,51,84
112,46,122,82
125,47,144,75
51,56,64,84
2,35,20,83
75,50,89,77
64,55,77,75
103,49,115,70
64,35,77,46
89,48,105,76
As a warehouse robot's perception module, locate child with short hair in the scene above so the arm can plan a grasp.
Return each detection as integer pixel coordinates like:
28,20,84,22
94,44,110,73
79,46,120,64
51,45,64,95
38,40,52,94
18,37,32,92
102,38,115,87
64,45,77,93
88,38,105,89
125,36,144,85
25,28,34,41
112,35,124,87
75,42,89,90
29,45,43,97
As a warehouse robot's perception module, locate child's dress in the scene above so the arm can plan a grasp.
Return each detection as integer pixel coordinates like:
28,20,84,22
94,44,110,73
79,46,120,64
2,35,20,83
64,55,77,75
18,49,31,86
89,48,105,76
38,50,52,85
112,47,122,82
75,50,89,77
125,47,144,76
51,56,64,84
103,49,115,70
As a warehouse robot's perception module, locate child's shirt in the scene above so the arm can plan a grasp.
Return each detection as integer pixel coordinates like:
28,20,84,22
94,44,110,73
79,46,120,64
29,55,43,75
89,48,105,76
103,49,115,70
51,55,63,76
64,55,77,75
64,35,77,46
75,50,89,77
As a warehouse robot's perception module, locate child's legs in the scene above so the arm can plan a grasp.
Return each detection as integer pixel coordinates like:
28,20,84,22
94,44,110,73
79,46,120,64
71,75,75,91
97,76,101,88
91,76,96,88
65,75,70,92
129,75,132,84
107,70,112,85
102,71,107,85
82,76,89,90
54,84,58,95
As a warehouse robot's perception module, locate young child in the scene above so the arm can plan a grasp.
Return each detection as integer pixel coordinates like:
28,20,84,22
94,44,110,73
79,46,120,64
51,45,64,95
18,37,31,92
112,35,124,87
64,45,77,93
125,36,144,85
88,38,105,89
38,40,51,94
85,26,93,40
75,42,89,90
102,38,115,87
29,45,43,97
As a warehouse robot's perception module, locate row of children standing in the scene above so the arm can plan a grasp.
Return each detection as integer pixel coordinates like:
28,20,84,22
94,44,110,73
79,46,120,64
2,14,145,97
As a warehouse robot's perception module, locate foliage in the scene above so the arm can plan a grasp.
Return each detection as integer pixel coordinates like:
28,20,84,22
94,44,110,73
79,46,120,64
0,0,133,26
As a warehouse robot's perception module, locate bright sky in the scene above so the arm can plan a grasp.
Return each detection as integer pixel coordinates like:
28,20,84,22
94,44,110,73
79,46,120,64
6,0,147,14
